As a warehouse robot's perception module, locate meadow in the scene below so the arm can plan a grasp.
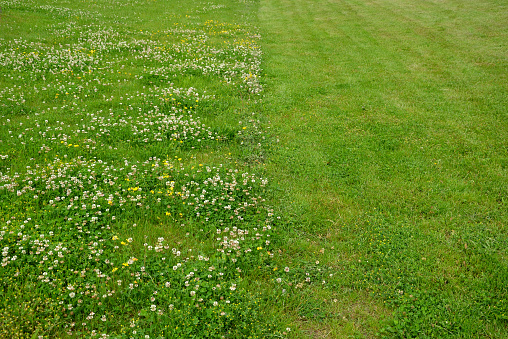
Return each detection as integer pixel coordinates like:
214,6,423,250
1,0,507,338
0,0,288,338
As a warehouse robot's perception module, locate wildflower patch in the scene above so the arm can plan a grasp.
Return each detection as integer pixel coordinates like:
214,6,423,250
0,0,286,337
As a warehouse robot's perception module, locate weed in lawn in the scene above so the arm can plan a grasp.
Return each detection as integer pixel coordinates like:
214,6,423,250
0,0,286,337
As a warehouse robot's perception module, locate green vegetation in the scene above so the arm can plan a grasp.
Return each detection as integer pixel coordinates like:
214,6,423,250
260,0,507,337
0,0,506,338
0,0,284,338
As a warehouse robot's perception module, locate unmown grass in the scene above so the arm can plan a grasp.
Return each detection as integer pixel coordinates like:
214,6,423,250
0,0,289,338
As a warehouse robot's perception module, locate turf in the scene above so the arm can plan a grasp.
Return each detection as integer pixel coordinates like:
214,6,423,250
259,0,508,337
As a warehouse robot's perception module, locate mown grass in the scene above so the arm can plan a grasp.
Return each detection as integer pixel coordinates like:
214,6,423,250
259,0,507,337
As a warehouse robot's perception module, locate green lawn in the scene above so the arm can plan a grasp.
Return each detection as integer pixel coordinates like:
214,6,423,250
260,0,508,337
0,0,507,337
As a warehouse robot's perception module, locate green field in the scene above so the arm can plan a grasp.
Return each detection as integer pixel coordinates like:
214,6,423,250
1,0,507,338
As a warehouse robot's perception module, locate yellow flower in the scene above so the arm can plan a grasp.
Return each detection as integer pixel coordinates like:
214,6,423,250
166,212,171,216
122,263,129,267
112,268,118,273
112,236,119,240
257,247,263,250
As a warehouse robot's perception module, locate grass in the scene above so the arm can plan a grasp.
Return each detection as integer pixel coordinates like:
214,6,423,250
0,0,284,338
259,0,507,337
0,0,507,338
